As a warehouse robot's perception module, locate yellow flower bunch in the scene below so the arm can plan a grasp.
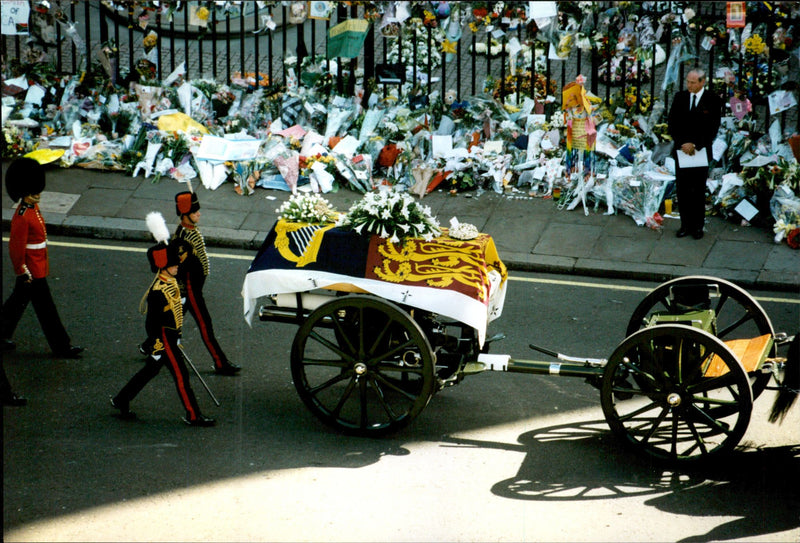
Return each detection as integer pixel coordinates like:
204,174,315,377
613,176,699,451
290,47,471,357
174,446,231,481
744,34,766,55
622,87,652,113
143,32,157,50
300,153,336,176
196,7,210,21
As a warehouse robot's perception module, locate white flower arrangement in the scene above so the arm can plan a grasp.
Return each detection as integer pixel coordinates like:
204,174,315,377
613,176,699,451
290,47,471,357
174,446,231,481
276,192,338,224
448,217,480,240
548,110,566,129
386,21,443,72
337,188,441,243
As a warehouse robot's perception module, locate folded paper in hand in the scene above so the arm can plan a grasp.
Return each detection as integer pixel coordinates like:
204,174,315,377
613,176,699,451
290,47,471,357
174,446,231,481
676,149,708,169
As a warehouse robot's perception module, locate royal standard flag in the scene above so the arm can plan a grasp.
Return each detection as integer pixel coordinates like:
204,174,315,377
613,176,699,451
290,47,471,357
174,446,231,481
327,19,369,59
242,221,508,347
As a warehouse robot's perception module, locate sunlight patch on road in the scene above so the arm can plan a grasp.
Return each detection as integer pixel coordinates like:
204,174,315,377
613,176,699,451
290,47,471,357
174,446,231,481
1,406,605,543
4,401,798,543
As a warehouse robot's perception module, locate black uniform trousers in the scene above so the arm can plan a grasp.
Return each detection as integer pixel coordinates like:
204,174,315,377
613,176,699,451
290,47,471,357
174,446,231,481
184,278,228,370
114,328,202,420
675,163,709,234
2,276,72,353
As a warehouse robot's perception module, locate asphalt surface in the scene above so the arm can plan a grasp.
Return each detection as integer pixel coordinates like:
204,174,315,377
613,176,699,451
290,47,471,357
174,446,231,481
3,162,799,543
1,162,799,292
2,243,798,543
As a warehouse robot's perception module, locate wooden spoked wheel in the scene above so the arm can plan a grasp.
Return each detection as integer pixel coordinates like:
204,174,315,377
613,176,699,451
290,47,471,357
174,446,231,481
626,276,774,401
291,295,436,436
601,325,753,463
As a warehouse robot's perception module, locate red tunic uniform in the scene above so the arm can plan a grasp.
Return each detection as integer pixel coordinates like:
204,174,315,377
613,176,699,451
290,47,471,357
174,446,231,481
9,202,49,278
2,201,74,354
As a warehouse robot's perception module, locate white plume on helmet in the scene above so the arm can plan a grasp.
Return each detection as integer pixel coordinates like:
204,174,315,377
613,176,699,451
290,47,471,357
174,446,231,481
145,211,170,244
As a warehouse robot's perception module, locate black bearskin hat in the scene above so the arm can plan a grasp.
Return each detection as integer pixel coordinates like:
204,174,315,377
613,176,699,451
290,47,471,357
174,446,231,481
5,157,45,202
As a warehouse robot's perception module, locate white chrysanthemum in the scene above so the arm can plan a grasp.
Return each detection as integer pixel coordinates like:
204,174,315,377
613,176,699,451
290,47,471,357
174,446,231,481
339,188,440,241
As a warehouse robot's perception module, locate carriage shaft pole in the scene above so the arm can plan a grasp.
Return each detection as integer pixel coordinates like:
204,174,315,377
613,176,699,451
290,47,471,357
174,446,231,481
477,353,605,379
507,359,605,378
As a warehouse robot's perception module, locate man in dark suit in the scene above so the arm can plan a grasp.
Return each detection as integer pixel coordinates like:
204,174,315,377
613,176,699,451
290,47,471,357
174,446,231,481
668,67,722,239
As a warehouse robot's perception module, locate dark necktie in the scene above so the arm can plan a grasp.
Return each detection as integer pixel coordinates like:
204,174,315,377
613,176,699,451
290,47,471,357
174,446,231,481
691,94,696,110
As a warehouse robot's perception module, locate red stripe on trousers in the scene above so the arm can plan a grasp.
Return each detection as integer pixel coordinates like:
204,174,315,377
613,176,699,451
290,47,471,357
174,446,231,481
186,279,222,367
162,330,197,420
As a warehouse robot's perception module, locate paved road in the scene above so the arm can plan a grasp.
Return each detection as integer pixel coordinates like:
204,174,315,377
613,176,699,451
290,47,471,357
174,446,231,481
3,237,798,542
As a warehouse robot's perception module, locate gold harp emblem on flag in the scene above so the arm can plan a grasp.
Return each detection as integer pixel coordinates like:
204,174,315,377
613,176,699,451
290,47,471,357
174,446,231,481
274,220,336,267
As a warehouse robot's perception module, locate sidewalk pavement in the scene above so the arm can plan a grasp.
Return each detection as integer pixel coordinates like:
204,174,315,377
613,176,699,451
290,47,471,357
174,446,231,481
2,163,799,292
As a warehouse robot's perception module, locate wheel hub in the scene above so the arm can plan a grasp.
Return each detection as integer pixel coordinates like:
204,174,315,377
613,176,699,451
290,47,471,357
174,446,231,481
354,362,367,375
667,392,682,407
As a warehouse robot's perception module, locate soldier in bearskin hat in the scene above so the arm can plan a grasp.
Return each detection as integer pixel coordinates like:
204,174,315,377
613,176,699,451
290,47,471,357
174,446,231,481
111,212,215,426
172,190,240,375
2,157,84,360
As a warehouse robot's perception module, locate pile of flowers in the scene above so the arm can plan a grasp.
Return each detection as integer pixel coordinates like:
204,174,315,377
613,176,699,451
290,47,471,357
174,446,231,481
337,188,441,243
276,193,338,224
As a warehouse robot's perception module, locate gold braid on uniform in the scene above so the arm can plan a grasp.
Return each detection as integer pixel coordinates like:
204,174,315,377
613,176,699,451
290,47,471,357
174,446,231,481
180,227,210,277
139,274,159,315
154,275,184,329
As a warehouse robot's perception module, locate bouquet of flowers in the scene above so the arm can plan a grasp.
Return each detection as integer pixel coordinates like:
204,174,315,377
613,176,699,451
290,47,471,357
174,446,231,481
232,160,264,196
491,71,557,101
743,158,800,194
299,153,336,177
276,193,338,224
2,124,37,159
337,188,441,243
651,122,672,142
468,2,528,33
598,55,653,86
610,169,670,229
770,184,800,246
386,18,443,76
448,167,478,192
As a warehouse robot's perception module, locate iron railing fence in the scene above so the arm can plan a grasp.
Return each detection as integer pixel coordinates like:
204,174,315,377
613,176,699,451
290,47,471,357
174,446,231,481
2,1,797,132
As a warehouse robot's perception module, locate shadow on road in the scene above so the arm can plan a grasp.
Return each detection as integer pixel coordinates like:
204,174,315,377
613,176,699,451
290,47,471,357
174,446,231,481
442,420,799,542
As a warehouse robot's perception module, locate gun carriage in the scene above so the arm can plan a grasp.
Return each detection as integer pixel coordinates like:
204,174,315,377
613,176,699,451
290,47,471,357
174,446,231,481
243,220,797,464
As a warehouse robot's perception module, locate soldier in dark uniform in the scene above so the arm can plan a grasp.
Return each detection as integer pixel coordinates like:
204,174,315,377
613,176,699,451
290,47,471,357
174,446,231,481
112,212,215,427
2,157,84,358
173,191,240,375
